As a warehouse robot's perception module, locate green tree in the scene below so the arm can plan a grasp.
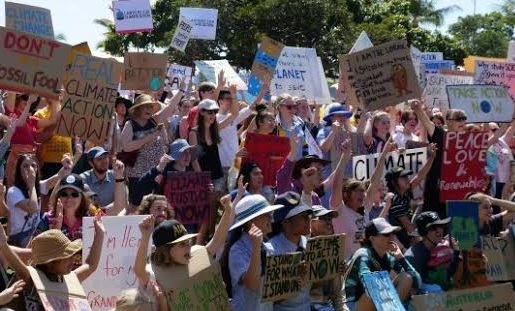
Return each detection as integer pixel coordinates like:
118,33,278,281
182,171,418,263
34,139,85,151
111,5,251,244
407,0,460,27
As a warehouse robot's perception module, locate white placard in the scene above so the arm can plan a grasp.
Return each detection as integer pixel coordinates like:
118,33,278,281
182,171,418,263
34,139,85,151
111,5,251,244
170,19,193,52
349,31,373,53
424,73,474,111
179,7,218,40
112,0,153,34
315,57,332,105
507,41,515,63
167,64,193,90
195,59,247,90
305,128,323,158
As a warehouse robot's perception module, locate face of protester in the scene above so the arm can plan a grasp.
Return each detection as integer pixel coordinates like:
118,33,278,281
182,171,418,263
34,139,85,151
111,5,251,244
249,213,273,235
179,100,192,116
248,167,264,189
91,154,109,175
284,211,312,236
374,115,391,136
218,94,233,110
201,109,218,125
426,225,444,245
58,188,82,215
404,114,418,132
295,100,309,120
177,149,193,167
478,198,493,224
115,103,126,117
311,214,335,236
396,175,410,193
149,199,169,225
331,115,346,125
446,112,467,132
21,158,38,183
169,239,193,265
139,104,154,120
345,186,365,210
279,99,296,118
370,232,395,254
200,89,216,101
47,256,75,275
258,114,276,134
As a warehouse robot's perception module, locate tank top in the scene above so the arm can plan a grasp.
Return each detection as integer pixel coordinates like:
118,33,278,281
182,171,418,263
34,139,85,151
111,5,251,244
191,128,223,180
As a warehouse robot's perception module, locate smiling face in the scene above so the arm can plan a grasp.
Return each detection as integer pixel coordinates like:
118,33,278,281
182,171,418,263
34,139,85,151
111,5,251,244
201,109,218,125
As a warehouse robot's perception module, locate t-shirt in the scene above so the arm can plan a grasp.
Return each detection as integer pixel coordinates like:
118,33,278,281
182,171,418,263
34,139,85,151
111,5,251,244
7,107,39,146
7,186,40,235
217,107,252,168
331,201,366,260
34,106,72,163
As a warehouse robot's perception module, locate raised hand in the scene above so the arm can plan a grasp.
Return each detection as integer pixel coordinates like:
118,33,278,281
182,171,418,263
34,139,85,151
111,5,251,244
139,215,155,236
248,223,263,249
112,159,125,179
93,214,106,236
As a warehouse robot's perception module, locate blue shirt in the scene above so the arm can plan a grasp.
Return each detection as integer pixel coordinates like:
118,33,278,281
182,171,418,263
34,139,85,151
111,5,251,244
267,233,311,311
80,169,115,208
230,233,274,311
276,115,305,160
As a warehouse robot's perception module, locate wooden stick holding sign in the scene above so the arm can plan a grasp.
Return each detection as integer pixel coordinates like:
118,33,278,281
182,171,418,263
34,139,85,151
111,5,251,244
305,234,345,282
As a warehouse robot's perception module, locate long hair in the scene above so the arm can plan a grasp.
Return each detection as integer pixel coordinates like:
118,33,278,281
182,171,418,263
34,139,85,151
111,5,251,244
13,154,40,198
50,192,91,219
372,111,391,139
136,194,172,219
150,244,174,267
197,112,221,144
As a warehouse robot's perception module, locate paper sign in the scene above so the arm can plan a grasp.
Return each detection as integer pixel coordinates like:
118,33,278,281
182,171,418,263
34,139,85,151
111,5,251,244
411,283,515,311
447,84,514,123
507,41,515,63
352,147,427,181
316,57,332,105
82,216,149,311
262,252,303,302
422,60,454,74
243,132,290,186
0,26,71,99
349,31,373,54
305,128,323,159
464,56,506,73
340,40,422,110
362,271,406,311
447,200,480,250
475,60,515,103
246,36,284,100
170,19,193,53
167,64,192,90
305,234,345,282
420,52,443,62
5,2,54,38
163,172,212,225
440,132,488,201
195,59,247,90
112,0,153,34
179,7,218,40
58,53,121,144
121,52,168,91
482,235,515,281
424,72,474,111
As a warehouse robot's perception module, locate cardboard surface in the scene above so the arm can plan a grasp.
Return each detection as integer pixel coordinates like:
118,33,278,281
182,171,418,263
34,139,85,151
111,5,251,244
5,2,54,38
305,234,345,282
262,252,303,302
121,52,168,91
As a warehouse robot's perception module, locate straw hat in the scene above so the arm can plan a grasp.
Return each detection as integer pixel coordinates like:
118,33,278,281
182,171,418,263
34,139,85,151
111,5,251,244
229,194,284,231
129,94,161,113
31,230,82,265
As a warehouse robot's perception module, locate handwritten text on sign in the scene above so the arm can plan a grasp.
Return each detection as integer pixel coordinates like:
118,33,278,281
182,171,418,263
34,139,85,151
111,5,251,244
164,172,211,225
5,2,54,38
424,72,474,111
475,60,515,103
58,53,121,144
170,19,193,53
82,215,148,311
0,26,71,99
262,252,303,302
362,271,406,311
305,234,345,282
341,40,421,110
447,201,480,250
122,52,168,91
482,235,515,281
167,64,192,90
447,84,514,123
440,132,488,201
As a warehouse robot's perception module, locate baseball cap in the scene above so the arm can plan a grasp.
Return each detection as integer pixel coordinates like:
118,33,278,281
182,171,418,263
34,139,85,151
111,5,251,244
385,166,413,181
152,220,198,247
415,212,451,236
57,174,85,193
312,205,338,218
87,146,109,160
273,191,313,223
365,218,401,237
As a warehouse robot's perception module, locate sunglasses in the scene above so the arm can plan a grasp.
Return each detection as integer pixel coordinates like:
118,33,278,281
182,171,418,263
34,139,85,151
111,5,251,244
58,190,80,198
202,109,218,115
448,116,467,121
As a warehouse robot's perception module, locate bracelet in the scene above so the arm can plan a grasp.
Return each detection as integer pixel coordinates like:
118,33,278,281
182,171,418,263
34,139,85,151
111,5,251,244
115,178,125,183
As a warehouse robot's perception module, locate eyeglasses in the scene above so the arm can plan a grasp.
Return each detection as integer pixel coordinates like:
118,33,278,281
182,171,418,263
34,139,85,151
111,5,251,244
447,116,467,121
58,191,80,198
202,109,218,115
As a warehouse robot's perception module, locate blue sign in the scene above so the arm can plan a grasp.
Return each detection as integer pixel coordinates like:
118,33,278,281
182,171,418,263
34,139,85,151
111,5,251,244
447,200,480,250
422,60,455,74
362,271,405,311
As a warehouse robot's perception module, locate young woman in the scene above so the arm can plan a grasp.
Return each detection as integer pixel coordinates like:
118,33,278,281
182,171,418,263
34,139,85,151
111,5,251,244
364,111,392,153
231,162,274,203
393,109,421,148
275,94,305,160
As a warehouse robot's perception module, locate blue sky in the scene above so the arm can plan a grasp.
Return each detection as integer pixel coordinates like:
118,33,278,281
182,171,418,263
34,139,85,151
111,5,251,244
0,0,500,56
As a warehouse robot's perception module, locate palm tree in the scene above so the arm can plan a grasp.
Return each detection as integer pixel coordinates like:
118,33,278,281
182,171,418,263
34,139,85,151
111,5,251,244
94,18,129,56
408,0,461,27
55,33,67,42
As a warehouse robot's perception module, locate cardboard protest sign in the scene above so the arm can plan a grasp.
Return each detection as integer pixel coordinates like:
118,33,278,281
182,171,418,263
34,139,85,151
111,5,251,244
352,147,427,181
243,132,290,186
5,2,54,38
340,40,422,110
362,271,406,311
271,46,324,101
82,216,149,311
179,8,218,40
464,55,506,73
58,53,121,144
349,31,373,54
507,41,515,63
28,266,92,311
0,26,71,99
167,64,192,90
447,84,513,123
305,234,345,282
64,42,92,83
195,59,247,90
262,252,303,302
440,132,489,201
121,52,168,91
170,19,193,53
153,245,231,311
246,36,284,100
482,235,515,281
112,0,153,34
411,282,515,311
447,201,480,250
475,60,515,103
316,57,332,105
424,72,474,111
163,172,211,225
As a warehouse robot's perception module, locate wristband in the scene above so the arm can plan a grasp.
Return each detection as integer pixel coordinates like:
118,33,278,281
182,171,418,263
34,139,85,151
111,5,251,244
115,178,125,183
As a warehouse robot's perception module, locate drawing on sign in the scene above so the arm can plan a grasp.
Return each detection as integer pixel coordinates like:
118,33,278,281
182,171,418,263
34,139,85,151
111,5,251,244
362,271,406,311
305,234,345,282
447,201,480,250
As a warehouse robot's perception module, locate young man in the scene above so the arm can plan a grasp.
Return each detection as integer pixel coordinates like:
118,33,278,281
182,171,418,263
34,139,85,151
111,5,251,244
80,147,116,208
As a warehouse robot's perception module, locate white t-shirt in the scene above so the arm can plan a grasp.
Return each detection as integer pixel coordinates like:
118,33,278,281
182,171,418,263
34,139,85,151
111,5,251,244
392,131,420,148
332,201,366,260
7,186,40,235
217,107,252,168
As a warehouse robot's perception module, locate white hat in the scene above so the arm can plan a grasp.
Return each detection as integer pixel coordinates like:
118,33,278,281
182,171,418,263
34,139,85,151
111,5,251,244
230,195,284,231
198,99,219,111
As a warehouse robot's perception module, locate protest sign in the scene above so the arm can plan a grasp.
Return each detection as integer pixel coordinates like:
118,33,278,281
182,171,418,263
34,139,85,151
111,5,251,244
112,0,153,34
271,46,324,101
447,84,513,123
420,52,443,62
424,72,474,111
163,172,211,225
422,60,454,74
349,31,373,54
507,41,515,63
362,271,406,311
262,252,303,302
167,64,193,90
0,26,71,99
243,132,290,186
482,235,515,281
246,36,284,100
447,200,480,250
352,147,427,181
170,19,193,53
316,57,332,105
5,2,54,38
440,131,488,201
153,245,231,311
305,234,345,282
464,55,506,73
28,266,92,311
410,46,427,88
82,216,149,311
305,128,323,159
195,59,247,90
411,282,515,311
179,8,218,40
475,60,515,103
58,53,121,144
340,40,422,110
64,42,92,83
121,52,168,92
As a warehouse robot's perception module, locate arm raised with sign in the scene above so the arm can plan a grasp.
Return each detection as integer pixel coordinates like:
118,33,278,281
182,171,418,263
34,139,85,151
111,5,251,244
329,140,352,210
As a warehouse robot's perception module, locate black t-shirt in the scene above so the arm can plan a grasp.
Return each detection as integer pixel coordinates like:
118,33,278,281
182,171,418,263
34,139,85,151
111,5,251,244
424,125,446,217
389,190,414,248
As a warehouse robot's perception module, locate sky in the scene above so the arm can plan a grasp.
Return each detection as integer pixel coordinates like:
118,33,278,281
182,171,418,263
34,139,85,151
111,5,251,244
0,0,501,57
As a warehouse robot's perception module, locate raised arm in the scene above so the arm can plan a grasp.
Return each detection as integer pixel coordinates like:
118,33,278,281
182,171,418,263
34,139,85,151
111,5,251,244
205,196,235,256
409,143,437,189
0,223,30,282
366,138,394,202
75,216,105,282
218,84,240,130
410,100,435,138
134,215,154,286
155,79,186,123
106,160,128,216
329,140,352,209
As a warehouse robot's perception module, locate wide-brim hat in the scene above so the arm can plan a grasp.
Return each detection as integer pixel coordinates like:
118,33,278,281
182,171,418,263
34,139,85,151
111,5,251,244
230,194,284,231
323,103,353,123
129,94,161,113
31,229,82,265
169,139,198,160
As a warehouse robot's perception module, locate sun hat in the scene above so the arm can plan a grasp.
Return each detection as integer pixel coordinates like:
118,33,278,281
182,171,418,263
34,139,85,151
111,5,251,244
365,218,401,237
415,212,451,236
292,155,330,180
198,99,219,111
31,229,82,265
114,288,154,311
230,194,284,231
87,146,109,160
169,139,197,160
57,174,85,193
273,191,313,223
129,94,161,113
152,220,198,247
312,205,338,218
323,103,353,123
384,166,413,181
